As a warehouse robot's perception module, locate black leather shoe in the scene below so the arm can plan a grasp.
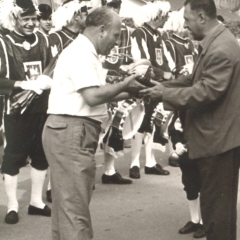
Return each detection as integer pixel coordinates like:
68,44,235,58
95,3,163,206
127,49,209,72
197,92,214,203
5,211,18,224
28,205,51,217
193,224,206,238
129,166,140,179
46,190,52,203
168,153,180,167
102,173,132,184
145,164,170,175
179,221,199,234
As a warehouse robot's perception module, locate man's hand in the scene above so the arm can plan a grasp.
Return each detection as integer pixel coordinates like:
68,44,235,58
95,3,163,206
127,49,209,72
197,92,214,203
20,81,43,95
175,142,187,156
124,74,146,93
138,80,164,101
35,75,52,90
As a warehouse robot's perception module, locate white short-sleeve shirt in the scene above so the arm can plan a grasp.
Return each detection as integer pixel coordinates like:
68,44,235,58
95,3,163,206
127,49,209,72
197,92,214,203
47,34,108,122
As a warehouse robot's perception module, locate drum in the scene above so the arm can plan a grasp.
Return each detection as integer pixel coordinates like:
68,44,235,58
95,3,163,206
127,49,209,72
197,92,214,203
111,99,145,140
151,103,173,147
98,110,113,144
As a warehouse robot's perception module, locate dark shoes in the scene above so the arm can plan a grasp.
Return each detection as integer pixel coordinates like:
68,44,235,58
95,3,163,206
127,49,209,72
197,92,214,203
145,164,170,175
46,190,52,203
28,205,51,217
5,211,18,224
193,224,206,239
130,164,170,178
102,172,132,184
179,221,200,234
129,166,140,179
5,205,51,224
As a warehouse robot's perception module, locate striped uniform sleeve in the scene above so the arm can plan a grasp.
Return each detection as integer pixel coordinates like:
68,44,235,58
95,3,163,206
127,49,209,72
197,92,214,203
47,33,63,78
131,28,150,60
0,38,15,95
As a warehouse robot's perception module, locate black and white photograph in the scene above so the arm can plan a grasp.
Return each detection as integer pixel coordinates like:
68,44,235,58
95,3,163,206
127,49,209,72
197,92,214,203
0,0,240,240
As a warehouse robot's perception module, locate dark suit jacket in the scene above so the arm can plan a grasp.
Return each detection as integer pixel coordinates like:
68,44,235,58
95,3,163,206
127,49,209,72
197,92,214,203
162,24,240,159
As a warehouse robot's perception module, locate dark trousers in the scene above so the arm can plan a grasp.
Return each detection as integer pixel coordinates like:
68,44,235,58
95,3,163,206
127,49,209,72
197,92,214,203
2,113,48,175
197,147,240,240
178,152,201,200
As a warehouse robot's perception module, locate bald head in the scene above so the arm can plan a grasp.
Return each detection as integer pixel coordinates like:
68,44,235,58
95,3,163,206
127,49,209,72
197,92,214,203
83,7,121,56
85,7,120,30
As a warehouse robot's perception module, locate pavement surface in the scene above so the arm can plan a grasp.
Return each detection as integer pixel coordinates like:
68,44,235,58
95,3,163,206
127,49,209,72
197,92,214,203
0,143,240,240
0,2,240,240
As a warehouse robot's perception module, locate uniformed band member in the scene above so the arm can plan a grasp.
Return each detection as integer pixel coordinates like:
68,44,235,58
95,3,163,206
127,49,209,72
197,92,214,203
0,25,10,146
0,0,52,224
36,3,53,37
163,9,205,239
48,0,88,77
101,0,133,184
129,1,172,179
42,7,145,239
36,3,53,203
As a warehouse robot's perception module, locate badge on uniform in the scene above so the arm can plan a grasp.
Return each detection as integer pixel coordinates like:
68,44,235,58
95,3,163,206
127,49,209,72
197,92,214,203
184,42,189,49
22,41,31,51
155,48,163,66
51,45,58,58
153,34,158,42
23,61,42,80
105,46,119,64
184,55,194,65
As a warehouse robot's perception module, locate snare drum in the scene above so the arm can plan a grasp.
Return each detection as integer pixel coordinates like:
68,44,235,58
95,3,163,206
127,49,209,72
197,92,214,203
151,103,173,146
112,99,145,140
98,110,113,144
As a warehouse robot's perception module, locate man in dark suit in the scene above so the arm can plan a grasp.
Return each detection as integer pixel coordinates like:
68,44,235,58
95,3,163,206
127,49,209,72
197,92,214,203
139,0,240,239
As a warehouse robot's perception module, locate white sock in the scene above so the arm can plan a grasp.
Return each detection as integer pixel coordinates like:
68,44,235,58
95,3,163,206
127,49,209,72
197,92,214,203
103,152,116,176
145,133,156,168
4,174,19,213
130,132,143,168
188,197,200,224
199,201,203,225
30,167,47,209
47,169,51,191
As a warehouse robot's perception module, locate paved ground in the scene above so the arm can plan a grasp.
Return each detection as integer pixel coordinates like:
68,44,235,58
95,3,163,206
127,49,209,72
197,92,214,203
0,143,240,240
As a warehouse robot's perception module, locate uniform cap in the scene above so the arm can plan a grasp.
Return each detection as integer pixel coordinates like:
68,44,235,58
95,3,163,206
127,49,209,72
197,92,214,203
38,4,52,19
16,0,36,16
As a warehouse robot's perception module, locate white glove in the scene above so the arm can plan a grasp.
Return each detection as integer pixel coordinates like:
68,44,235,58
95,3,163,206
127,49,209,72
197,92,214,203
175,142,187,156
20,81,43,95
35,75,52,90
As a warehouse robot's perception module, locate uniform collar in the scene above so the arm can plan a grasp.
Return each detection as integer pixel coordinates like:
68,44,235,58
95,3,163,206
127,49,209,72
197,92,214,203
171,33,188,44
61,27,79,39
12,30,36,44
142,23,159,36
36,29,49,37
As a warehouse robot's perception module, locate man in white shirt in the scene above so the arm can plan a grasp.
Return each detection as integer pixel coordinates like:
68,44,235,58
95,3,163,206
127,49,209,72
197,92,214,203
42,7,145,240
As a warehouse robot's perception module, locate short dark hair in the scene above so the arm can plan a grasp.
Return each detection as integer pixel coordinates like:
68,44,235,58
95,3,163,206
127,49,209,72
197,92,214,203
85,7,114,29
184,0,217,19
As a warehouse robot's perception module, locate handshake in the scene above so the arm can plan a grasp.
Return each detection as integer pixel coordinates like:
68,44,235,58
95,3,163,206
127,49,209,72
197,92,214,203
20,75,53,95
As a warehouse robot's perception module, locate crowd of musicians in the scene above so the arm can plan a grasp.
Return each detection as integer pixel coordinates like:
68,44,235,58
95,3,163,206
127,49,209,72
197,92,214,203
0,0,240,239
